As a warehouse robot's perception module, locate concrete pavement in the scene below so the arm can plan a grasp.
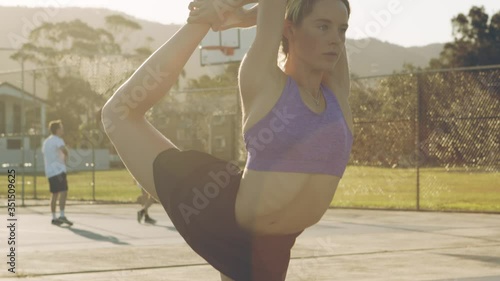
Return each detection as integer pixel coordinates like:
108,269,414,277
0,202,499,280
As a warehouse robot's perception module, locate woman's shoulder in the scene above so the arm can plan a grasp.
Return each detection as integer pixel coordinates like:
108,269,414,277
241,70,290,134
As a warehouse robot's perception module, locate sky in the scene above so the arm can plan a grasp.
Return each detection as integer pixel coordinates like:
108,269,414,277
0,0,499,47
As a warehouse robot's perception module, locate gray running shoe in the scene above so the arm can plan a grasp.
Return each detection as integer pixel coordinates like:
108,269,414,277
144,215,156,225
58,216,73,226
137,210,145,223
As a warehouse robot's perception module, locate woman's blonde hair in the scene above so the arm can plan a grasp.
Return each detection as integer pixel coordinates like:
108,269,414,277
282,0,351,57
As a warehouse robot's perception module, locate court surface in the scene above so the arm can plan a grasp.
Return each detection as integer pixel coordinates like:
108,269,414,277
1,201,499,280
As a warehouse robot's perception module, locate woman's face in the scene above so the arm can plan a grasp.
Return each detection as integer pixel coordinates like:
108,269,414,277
286,0,349,71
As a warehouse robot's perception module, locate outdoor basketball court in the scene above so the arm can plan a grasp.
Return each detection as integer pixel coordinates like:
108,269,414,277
0,201,499,281
1,22,499,281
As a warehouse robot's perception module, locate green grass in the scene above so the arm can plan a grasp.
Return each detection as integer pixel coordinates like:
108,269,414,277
2,167,499,212
333,166,500,212
3,170,140,203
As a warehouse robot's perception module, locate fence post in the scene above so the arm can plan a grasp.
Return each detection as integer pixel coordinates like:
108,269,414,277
92,145,95,201
33,147,37,199
92,131,96,201
33,70,38,200
415,74,424,211
21,56,26,207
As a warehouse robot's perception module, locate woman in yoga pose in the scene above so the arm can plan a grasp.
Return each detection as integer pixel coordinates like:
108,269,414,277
102,0,352,280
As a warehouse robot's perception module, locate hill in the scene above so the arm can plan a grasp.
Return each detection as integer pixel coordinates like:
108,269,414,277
347,39,444,77
0,6,445,98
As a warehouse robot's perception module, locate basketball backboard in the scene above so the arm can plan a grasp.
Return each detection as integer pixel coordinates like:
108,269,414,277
200,27,256,66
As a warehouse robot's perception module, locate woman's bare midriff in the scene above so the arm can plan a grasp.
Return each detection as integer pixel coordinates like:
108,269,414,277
234,169,341,235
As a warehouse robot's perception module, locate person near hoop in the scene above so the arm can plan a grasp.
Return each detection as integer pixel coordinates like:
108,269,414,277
101,0,352,280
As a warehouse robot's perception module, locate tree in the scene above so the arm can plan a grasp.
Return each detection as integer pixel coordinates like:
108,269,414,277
187,63,239,88
349,63,420,167
47,75,103,147
11,20,120,65
10,20,121,147
105,14,142,46
430,6,500,68
148,63,240,153
425,6,499,167
105,14,152,61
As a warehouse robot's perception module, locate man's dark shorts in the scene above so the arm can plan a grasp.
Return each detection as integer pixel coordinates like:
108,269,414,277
48,172,68,193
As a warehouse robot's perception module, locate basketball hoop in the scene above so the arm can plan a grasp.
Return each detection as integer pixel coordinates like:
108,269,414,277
202,46,235,56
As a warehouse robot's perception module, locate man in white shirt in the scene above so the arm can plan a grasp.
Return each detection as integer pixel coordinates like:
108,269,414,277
42,120,72,226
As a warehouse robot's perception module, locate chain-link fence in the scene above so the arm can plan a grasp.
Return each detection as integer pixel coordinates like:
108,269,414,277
153,86,242,162
163,66,499,212
0,55,140,203
1,60,498,212
334,65,500,212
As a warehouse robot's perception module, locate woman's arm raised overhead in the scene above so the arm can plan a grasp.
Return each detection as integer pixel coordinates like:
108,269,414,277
101,23,211,199
188,0,283,106
240,0,286,80
244,0,285,67
103,24,211,121
238,0,287,110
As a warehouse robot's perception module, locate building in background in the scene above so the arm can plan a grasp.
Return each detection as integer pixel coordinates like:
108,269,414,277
0,82,110,172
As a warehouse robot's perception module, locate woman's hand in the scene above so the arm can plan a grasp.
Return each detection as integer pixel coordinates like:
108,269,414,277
188,0,237,26
212,8,248,31
189,0,251,31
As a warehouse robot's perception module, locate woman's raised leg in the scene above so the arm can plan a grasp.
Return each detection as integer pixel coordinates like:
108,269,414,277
101,23,211,199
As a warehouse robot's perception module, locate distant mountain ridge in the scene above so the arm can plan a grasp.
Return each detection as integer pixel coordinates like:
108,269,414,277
347,39,445,77
0,6,444,90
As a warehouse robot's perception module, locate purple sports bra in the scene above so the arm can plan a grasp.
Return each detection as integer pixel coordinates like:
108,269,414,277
243,76,353,177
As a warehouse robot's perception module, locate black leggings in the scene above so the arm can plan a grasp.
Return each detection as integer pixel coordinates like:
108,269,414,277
153,148,302,281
